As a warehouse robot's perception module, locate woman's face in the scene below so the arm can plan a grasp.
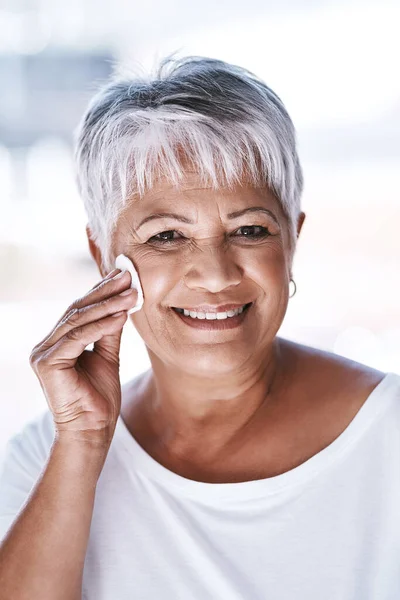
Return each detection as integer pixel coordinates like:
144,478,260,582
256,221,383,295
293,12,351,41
110,172,303,374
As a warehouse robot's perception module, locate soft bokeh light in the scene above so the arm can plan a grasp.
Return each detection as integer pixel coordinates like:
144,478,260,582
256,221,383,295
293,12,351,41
0,0,399,458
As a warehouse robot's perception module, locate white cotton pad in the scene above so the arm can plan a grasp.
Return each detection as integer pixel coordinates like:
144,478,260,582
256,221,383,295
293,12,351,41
115,254,144,314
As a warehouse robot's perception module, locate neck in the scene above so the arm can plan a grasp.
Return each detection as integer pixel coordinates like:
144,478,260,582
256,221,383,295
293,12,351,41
134,337,286,460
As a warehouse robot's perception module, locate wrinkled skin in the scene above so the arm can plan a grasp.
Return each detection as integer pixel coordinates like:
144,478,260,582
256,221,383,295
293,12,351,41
87,172,311,469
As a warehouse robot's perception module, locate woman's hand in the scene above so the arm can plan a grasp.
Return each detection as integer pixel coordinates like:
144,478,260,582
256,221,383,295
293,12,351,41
29,268,137,446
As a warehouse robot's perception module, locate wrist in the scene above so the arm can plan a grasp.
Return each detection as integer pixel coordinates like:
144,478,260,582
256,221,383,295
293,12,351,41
54,424,116,451
51,432,112,482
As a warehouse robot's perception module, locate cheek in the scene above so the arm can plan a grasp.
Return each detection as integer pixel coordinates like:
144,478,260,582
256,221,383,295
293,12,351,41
132,242,288,305
138,254,180,304
245,247,287,286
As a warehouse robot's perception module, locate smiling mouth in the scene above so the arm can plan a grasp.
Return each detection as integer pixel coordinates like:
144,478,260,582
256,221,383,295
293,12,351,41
172,303,252,319
170,302,253,330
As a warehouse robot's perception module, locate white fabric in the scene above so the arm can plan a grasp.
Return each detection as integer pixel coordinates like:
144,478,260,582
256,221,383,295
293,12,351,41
1,372,400,599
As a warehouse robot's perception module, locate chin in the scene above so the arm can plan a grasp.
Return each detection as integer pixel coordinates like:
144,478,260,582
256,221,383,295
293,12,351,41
172,347,254,375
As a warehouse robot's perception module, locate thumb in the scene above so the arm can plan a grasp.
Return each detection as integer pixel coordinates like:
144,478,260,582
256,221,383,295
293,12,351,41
92,314,125,365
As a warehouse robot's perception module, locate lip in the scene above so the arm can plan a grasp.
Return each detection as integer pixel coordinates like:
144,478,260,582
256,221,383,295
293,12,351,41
171,302,252,330
171,303,250,313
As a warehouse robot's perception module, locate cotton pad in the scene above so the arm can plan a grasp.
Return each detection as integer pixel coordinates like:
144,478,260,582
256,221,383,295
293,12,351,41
115,254,144,314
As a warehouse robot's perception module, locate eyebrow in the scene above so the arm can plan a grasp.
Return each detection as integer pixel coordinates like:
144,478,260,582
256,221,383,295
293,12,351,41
136,207,280,230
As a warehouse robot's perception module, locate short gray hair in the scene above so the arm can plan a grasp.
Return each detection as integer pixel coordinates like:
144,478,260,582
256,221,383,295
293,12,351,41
73,54,304,273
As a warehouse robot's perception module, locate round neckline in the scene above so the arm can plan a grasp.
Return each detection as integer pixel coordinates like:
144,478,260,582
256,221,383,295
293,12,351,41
115,372,399,501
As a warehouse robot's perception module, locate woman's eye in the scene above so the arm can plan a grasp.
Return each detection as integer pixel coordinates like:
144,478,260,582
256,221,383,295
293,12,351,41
235,226,271,239
147,230,182,244
147,226,271,245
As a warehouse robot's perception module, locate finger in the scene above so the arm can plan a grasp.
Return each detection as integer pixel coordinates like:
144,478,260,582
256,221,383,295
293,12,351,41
34,287,138,355
72,269,132,314
92,314,125,364
59,269,131,325
35,311,128,373
88,268,120,292
30,270,132,354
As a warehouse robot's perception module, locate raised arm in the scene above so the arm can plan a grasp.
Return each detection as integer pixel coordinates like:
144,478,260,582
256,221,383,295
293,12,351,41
0,438,108,600
0,265,138,599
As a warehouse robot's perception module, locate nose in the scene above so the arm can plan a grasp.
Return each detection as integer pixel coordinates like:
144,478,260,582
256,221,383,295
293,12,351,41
183,239,243,294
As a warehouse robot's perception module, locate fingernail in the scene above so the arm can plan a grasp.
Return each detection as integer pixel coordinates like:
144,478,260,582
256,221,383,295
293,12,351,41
104,269,119,279
113,269,127,279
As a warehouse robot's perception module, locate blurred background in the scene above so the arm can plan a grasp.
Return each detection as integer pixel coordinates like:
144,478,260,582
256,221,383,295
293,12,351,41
0,0,399,457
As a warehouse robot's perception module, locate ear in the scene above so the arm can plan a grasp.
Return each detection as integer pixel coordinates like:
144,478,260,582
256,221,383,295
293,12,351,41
86,224,107,278
297,212,306,238
289,212,306,280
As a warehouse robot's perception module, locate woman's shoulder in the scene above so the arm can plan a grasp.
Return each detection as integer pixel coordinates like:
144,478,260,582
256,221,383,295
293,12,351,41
277,336,388,401
3,409,55,460
275,338,398,468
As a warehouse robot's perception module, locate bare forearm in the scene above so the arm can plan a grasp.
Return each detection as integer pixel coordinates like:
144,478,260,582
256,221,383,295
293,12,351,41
0,438,108,600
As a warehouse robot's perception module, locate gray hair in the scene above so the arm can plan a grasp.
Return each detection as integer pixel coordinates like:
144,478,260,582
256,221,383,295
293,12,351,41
73,54,304,273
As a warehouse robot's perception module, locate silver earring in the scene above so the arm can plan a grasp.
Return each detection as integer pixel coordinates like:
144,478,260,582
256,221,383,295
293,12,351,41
289,278,297,298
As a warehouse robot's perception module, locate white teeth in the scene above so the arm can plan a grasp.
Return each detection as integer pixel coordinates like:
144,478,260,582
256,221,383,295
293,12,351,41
178,305,247,320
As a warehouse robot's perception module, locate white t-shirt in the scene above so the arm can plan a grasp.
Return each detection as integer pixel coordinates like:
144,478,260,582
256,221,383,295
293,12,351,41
1,371,400,599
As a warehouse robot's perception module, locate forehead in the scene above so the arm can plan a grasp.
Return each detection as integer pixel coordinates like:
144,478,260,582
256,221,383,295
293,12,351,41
126,171,285,220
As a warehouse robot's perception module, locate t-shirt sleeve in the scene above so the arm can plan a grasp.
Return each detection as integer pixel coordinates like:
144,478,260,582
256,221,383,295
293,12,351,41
0,409,55,543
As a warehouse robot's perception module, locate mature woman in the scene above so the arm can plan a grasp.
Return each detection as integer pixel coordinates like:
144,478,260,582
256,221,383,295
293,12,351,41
1,55,399,600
